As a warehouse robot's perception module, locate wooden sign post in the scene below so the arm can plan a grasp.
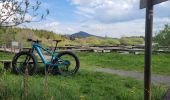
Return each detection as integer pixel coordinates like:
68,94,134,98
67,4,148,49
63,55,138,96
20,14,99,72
140,0,169,100
140,0,168,9
144,0,153,99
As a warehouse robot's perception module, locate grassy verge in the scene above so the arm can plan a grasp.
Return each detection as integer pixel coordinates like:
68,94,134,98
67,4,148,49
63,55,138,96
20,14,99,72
0,70,167,100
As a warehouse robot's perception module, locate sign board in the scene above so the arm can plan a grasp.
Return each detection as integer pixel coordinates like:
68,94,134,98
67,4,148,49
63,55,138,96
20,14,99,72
12,41,19,47
140,0,168,9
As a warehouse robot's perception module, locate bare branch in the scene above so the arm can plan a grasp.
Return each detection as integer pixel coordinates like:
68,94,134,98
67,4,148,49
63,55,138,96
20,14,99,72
0,0,49,27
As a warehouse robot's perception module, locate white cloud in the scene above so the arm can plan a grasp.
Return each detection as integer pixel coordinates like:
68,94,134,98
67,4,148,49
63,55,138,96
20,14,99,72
70,0,93,5
20,21,76,34
66,17,169,38
157,0,170,7
70,0,170,23
45,22,60,27
70,0,143,23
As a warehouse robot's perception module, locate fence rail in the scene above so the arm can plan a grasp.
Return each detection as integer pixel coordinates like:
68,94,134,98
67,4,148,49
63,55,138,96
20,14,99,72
0,45,170,54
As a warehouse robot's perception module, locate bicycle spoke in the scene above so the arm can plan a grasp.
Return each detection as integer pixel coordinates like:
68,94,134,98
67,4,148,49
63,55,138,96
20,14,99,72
57,52,79,76
12,52,37,75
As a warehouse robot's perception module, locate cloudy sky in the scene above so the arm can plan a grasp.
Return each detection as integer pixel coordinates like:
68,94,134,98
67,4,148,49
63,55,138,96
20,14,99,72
21,0,170,38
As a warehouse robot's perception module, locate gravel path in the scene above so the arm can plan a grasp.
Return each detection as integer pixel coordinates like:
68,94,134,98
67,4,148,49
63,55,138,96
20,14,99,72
96,68,170,86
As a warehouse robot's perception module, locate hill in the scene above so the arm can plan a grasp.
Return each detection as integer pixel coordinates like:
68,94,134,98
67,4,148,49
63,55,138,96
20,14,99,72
70,31,103,39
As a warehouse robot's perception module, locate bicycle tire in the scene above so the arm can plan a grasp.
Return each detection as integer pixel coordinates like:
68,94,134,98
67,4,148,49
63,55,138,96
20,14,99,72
12,51,37,75
55,51,80,76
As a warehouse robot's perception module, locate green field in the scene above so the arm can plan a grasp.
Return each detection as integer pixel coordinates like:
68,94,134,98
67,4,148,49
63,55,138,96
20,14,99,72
1,52,170,75
0,52,169,100
77,52,170,75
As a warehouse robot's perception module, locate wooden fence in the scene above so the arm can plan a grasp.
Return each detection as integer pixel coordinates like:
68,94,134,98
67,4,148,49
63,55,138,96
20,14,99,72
0,45,170,54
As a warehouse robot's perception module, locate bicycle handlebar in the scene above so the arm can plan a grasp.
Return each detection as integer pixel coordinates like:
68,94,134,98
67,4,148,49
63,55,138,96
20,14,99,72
27,38,41,43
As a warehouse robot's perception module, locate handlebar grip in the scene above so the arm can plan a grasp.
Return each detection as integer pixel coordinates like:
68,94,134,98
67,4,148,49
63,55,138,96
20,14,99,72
37,40,42,43
27,38,32,42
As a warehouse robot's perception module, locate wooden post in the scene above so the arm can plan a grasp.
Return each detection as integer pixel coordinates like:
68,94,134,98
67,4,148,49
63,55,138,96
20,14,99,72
11,46,13,54
4,44,6,51
14,47,15,54
144,0,153,100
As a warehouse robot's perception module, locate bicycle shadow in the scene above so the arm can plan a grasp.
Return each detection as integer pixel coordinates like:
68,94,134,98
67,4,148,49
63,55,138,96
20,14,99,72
36,67,59,75
0,66,59,76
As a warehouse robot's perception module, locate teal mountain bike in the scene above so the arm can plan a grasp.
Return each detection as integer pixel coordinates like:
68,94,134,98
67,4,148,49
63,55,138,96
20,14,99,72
12,39,80,76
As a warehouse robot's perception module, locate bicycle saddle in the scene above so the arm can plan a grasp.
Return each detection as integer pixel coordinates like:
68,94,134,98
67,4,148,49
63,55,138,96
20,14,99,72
53,40,62,43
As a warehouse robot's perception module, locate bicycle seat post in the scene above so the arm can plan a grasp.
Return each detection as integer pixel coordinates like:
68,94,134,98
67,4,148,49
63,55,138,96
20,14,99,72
53,40,61,52
54,41,58,51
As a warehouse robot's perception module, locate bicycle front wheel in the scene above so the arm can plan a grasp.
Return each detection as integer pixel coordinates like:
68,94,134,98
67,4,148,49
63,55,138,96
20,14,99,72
12,51,37,75
56,51,80,76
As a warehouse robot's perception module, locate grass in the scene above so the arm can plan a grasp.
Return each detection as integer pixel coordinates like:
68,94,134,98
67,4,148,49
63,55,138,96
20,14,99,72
0,52,14,60
0,52,169,100
0,70,167,100
77,52,170,75
1,52,170,75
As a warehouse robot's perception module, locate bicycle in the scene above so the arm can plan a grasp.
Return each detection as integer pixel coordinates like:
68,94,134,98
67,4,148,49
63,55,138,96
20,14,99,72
12,39,80,76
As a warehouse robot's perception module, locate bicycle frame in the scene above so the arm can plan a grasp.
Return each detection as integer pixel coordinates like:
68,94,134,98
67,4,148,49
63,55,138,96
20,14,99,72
28,41,70,68
32,43,57,66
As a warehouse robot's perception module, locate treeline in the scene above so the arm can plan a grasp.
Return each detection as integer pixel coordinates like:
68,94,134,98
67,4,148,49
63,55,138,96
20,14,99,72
0,27,145,47
0,27,67,47
154,24,170,47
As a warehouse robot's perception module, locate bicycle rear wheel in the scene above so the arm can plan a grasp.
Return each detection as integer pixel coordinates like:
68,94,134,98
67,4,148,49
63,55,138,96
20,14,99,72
56,51,80,76
12,51,37,75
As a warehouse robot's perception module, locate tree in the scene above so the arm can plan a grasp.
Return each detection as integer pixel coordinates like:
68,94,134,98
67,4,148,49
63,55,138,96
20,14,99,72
154,24,170,46
0,0,49,27
15,29,38,46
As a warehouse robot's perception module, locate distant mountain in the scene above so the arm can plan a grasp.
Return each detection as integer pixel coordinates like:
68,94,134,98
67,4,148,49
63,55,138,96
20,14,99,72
70,31,103,39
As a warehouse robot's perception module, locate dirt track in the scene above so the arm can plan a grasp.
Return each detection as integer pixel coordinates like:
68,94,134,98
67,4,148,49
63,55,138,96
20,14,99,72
96,68,170,86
